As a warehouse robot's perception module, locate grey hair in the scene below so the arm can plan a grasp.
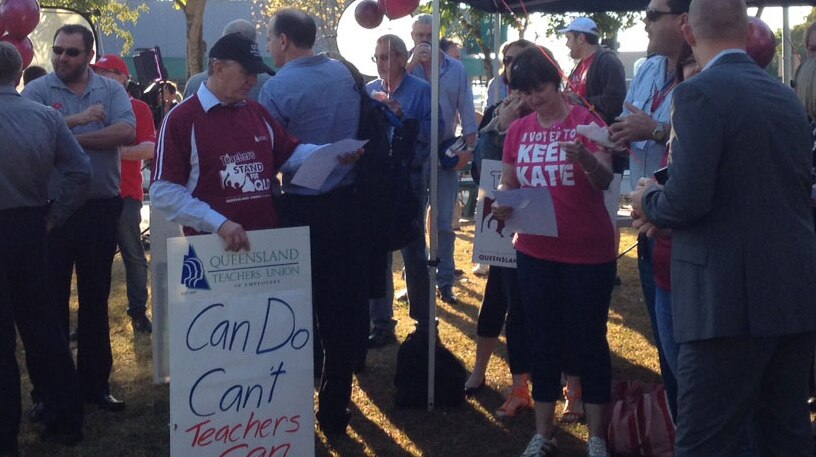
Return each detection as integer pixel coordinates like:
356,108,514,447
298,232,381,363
376,34,408,58
413,14,432,26
0,42,22,86
222,19,256,41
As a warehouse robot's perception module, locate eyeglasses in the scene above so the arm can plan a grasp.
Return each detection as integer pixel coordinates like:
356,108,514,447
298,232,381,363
645,9,681,22
502,55,514,66
371,53,396,63
52,46,84,57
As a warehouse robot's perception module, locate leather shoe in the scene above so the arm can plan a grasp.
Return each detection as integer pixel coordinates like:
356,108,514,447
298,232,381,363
367,328,397,348
438,286,458,304
131,313,152,334
86,393,125,412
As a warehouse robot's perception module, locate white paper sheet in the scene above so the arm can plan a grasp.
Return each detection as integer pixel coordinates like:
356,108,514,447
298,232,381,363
493,187,558,237
577,122,616,148
290,138,368,190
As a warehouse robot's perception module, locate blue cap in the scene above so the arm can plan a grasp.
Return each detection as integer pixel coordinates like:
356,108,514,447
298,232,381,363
558,17,599,36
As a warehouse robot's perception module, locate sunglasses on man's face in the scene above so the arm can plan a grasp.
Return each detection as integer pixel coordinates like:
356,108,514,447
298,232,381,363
52,46,84,57
645,8,680,22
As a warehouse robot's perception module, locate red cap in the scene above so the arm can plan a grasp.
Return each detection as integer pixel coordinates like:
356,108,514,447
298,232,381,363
91,54,130,78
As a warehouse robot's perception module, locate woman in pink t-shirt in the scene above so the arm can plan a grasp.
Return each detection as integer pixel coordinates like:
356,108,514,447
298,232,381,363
492,47,616,457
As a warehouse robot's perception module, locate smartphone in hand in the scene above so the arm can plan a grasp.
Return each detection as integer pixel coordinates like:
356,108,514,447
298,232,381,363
653,166,669,185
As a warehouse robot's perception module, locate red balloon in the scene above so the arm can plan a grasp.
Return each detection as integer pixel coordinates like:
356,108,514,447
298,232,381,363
0,34,34,68
379,0,418,20
355,0,383,29
0,0,40,39
746,16,775,68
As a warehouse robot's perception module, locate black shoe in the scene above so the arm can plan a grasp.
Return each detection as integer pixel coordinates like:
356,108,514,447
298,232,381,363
131,313,152,334
40,423,83,446
86,393,125,412
367,328,397,348
464,379,485,398
438,286,458,304
454,269,465,277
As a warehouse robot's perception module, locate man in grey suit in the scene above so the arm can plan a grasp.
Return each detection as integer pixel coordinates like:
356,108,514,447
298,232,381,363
632,0,816,455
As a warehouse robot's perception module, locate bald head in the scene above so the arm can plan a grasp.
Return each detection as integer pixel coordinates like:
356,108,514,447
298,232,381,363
689,0,748,44
0,42,22,86
223,19,256,41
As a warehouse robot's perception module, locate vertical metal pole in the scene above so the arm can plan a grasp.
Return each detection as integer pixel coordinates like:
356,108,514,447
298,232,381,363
427,0,441,411
492,13,501,106
783,6,793,86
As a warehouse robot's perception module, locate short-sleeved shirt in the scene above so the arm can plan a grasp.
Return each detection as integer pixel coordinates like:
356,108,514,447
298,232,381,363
502,105,615,264
22,69,136,199
153,88,299,234
121,97,156,201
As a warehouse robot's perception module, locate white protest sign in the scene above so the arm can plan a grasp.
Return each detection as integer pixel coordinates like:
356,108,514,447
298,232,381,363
472,159,517,268
168,227,314,457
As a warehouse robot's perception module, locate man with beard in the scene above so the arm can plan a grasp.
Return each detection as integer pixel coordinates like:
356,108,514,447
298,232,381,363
23,24,136,412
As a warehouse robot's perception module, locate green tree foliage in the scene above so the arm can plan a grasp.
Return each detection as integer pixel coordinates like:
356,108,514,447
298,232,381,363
252,0,353,54
547,12,641,49
41,0,148,54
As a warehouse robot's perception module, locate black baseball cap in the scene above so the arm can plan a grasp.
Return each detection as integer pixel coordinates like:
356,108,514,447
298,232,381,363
209,33,275,75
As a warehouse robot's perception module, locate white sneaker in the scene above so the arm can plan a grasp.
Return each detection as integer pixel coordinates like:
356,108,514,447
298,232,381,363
520,434,558,457
587,436,609,457
472,263,489,276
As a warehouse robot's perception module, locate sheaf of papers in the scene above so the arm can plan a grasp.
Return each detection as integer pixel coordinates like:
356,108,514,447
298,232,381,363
493,188,558,237
576,122,616,148
290,138,368,190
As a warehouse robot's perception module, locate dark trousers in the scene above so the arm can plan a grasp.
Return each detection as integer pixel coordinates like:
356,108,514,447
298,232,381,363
476,265,529,374
0,207,83,453
48,197,122,398
638,234,678,417
675,333,816,457
279,188,367,427
516,252,615,404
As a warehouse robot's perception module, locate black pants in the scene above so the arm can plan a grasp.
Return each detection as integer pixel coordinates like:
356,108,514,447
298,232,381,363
48,197,122,398
0,207,83,453
476,265,529,374
279,188,367,427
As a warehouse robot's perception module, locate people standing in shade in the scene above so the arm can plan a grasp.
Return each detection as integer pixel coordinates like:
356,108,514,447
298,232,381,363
23,24,136,412
182,19,273,101
407,13,478,305
365,34,436,347
260,8,367,436
91,54,155,334
0,41,91,457
632,1,816,455
608,0,691,419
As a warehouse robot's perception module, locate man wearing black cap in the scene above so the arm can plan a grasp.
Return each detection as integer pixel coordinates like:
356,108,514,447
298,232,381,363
151,33,304,249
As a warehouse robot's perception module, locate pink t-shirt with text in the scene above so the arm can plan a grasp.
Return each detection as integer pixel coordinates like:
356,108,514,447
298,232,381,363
502,104,615,264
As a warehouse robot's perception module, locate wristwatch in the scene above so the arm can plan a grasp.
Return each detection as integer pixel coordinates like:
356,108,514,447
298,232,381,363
652,122,668,143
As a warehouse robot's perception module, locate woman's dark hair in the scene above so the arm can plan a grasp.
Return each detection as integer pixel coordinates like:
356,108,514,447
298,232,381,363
676,43,694,82
508,46,561,93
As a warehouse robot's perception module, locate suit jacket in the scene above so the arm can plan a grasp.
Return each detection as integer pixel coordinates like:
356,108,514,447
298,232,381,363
642,52,816,343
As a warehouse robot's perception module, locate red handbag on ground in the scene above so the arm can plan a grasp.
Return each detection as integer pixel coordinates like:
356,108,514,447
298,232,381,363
606,381,676,457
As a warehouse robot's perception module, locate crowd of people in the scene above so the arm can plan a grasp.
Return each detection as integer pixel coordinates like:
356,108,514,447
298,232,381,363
2,0,816,456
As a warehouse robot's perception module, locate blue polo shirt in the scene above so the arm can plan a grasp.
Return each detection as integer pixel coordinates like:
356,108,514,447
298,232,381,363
23,69,135,199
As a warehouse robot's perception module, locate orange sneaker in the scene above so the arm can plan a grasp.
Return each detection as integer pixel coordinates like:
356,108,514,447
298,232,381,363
495,386,533,418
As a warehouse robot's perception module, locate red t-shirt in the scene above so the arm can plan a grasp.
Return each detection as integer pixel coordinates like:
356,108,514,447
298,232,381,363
567,52,596,98
153,96,298,234
121,98,156,201
502,104,615,264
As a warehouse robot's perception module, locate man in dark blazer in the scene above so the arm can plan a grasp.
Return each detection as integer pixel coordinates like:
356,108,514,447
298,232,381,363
631,0,816,455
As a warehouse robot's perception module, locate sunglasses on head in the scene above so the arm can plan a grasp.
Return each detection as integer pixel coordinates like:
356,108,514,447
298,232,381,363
645,8,681,22
502,55,514,66
52,46,84,57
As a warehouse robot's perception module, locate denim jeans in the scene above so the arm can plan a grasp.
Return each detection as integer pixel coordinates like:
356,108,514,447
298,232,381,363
435,167,458,288
655,286,678,376
370,164,431,330
116,197,148,316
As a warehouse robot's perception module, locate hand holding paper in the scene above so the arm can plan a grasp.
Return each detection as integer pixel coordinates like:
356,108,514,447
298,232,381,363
290,138,368,190
576,122,616,148
493,188,558,237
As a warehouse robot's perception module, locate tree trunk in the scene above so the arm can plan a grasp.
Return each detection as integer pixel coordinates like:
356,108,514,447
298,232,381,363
184,0,208,78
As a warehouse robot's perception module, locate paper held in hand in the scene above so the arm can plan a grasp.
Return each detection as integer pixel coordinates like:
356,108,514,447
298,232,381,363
576,122,616,148
290,138,368,190
493,187,558,237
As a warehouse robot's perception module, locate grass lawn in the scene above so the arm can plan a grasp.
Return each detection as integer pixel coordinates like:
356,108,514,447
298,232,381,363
15,224,661,457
